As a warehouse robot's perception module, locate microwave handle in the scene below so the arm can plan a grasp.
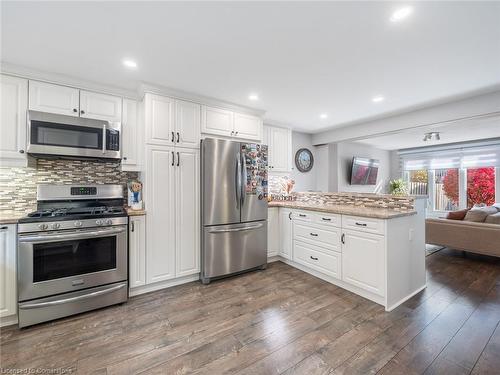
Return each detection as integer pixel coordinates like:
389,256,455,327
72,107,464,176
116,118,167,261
102,124,107,154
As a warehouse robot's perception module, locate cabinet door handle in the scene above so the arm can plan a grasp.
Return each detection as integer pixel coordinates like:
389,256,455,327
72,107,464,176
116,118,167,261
322,217,331,221
310,233,318,237
355,222,367,227
177,152,180,167
80,110,85,115
123,157,127,161
176,132,180,143
131,222,135,232
231,131,234,136
19,149,25,154
310,256,318,261
341,233,345,244
171,132,175,142
171,151,175,166
73,108,78,113
235,131,239,136
288,212,292,220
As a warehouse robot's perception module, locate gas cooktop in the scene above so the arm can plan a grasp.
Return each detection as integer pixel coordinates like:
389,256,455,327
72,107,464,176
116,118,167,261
19,206,127,223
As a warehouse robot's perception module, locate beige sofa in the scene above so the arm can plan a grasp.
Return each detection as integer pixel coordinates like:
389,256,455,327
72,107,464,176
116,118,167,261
426,218,500,257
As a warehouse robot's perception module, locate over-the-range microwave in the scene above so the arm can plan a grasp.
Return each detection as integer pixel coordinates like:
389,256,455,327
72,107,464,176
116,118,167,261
27,110,121,160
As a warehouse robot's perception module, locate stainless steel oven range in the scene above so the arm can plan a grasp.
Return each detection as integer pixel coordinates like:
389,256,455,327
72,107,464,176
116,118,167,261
17,184,128,328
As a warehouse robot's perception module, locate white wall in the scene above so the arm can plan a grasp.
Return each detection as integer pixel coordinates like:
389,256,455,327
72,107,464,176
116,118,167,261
335,142,391,193
314,141,394,193
291,131,317,191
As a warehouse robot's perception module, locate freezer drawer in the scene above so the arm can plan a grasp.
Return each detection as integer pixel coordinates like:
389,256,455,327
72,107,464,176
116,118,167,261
202,221,267,281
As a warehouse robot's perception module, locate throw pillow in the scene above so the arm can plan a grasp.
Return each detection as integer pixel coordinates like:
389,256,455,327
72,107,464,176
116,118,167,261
446,209,469,220
464,206,499,223
485,212,500,225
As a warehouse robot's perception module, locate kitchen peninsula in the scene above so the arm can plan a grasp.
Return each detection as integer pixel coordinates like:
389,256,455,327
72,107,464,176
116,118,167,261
267,192,426,311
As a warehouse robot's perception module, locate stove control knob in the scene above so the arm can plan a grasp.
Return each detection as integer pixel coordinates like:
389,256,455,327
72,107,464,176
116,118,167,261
95,219,103,226
38,223,48,230
51,223,61,230
74,221,83,227
105,219,113,225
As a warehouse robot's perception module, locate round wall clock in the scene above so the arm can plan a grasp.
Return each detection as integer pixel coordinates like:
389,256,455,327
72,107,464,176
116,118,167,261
295,148,314,172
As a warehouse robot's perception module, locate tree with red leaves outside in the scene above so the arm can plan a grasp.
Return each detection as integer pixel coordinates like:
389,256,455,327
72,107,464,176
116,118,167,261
442,168,496,207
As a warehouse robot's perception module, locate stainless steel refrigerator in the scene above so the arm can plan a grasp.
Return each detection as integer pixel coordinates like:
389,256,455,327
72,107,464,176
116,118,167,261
201,138,268,284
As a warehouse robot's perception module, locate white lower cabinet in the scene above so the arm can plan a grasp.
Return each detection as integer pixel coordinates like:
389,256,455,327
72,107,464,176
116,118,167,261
342,229,385,297
267,208,280,257
293,240,341,279
129,216,146,288
175,148,200,276
0,224,17,323
279,209,292,259
144,145,200,287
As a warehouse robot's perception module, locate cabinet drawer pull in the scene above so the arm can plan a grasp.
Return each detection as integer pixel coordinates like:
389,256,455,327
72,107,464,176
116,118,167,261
298,214,307,217
0,226,8,231
321,217,331,221
310,256,318,261
355,222,367,227
310,232,318,237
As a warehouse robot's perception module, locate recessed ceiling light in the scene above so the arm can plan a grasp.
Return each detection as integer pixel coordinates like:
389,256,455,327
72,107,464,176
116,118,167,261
320,113,328,119
248,94,259,101
390,6,413,22
122,59,137,69
372,95,385,103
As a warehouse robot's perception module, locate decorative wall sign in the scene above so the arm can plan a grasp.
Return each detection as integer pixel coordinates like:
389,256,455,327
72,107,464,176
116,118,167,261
295,148,314,172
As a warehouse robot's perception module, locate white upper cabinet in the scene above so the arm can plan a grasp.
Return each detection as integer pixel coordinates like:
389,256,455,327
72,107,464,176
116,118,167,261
0,75,28,166
175,100,201,149
265,125,292,172
145,93,175,146
79,90,122,122
29,81,79,116
175,148,200,276
121,99,141,170
201,105,263,142
233,113,263,141
201,106,234,137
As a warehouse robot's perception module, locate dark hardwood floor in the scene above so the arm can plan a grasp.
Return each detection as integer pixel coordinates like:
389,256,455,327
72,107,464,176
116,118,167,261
1,248,499,374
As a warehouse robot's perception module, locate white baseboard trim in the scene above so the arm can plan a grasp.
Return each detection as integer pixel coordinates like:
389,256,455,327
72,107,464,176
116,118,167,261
386,284,427,312
129,274,200,297
267,255,281,263
1,314,18,328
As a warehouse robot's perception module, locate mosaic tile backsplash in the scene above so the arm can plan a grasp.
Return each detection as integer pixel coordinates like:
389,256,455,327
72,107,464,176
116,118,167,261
0,159,138,213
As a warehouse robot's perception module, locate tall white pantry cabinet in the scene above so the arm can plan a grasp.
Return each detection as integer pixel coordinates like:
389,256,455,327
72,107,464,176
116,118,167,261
133,93,201,294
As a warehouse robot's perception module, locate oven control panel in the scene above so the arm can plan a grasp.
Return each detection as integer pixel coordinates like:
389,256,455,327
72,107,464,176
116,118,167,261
70,187,97,196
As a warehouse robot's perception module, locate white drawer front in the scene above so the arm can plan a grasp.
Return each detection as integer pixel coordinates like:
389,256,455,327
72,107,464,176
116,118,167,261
293,222,341,252
313,212,341,227
292,210,313,222
342,215,385,235
293,240,341,279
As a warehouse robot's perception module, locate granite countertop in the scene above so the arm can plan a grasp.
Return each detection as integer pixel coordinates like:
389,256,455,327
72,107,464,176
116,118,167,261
0,211,29,224
126,207,146,216
268,201,417,219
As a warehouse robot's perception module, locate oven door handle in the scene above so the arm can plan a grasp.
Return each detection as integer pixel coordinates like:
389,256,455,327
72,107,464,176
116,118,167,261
18,226,127,243
19,283,126,310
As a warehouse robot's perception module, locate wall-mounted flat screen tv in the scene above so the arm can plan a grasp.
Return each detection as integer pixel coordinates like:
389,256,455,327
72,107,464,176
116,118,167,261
350,157,379,185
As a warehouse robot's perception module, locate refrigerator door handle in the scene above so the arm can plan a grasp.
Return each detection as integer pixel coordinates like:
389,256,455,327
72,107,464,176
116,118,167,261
208,223,263,233
235,152,241,208
241,152,247,206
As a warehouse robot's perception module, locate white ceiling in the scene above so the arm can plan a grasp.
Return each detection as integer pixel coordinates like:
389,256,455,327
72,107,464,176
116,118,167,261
2,1,500,132
355,115,500,150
